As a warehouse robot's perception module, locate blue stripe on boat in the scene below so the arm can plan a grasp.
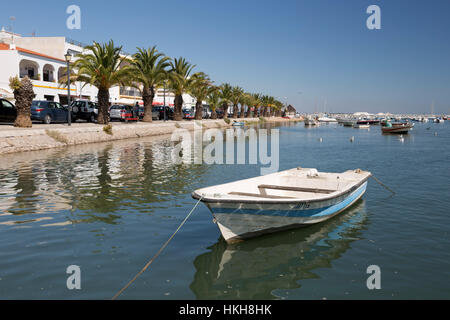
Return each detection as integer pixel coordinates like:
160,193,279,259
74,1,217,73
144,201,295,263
211,182,367,218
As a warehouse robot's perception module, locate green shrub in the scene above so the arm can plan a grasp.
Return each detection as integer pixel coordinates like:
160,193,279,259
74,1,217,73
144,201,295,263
103,124,113,135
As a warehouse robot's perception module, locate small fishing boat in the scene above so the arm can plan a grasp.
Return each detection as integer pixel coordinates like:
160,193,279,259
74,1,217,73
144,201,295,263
342,120,356,127
232,121,245,126
356,119,380,125
192,167,371,242
381,122,414,134
353,124,370,129
304,117,318,126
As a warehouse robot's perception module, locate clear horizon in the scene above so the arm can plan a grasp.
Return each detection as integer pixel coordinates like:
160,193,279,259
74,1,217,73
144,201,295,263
1,0,449,114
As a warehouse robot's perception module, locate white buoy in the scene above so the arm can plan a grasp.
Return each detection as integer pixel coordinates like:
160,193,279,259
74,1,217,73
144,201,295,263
399,134,404,142
350,136,354,142
319,137,323,142
434,132,438,136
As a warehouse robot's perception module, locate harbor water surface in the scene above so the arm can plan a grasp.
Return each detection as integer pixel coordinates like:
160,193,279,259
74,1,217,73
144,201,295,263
0,121,449,299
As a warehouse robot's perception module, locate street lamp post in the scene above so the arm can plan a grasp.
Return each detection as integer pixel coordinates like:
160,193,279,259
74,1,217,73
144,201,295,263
64,51,72,126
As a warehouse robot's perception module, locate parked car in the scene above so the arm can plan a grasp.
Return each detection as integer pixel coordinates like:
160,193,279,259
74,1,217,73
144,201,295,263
109,104,134,121
182,108,191,119
153,106,174,120
215,110,224,119
70,100,99,122
31,100,69,124
0,98,17,122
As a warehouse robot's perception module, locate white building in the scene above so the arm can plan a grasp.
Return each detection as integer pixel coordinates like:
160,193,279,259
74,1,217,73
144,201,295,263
0,29,197,108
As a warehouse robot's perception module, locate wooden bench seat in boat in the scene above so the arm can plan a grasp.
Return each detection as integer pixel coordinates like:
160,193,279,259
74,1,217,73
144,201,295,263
228,185,337,199
257,184,336,194
228,192,295,199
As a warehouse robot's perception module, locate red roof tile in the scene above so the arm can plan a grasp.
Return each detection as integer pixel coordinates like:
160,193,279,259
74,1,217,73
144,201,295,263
0,43,65,62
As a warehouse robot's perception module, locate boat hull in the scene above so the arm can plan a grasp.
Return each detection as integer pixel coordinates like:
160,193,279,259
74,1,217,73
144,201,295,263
204,181,368,242
381,125,413,134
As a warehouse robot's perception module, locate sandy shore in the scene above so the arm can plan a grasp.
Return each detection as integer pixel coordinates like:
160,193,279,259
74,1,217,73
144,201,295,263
0,117,300,155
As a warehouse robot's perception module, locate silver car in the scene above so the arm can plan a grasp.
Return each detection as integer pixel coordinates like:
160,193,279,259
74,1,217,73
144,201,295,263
109,105,132,121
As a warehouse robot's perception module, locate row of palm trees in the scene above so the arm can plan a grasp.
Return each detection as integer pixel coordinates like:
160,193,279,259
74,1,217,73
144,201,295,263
65,40,286,125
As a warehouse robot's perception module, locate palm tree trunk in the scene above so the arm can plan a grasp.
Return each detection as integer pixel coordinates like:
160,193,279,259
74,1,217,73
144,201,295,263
233,104,238,118
240,104,245,118
246,106,252,118
12,77,33,128
222,102,228,119
173,94,183,121
194,100,203,120
97,88,110,124
211,108,217,119
142,86,154,122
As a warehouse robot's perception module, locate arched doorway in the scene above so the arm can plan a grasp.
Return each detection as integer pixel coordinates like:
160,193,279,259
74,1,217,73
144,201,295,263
43,64,55,82
19,59,39,80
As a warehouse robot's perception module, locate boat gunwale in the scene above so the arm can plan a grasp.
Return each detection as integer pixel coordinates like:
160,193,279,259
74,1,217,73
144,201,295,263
192,173,371,205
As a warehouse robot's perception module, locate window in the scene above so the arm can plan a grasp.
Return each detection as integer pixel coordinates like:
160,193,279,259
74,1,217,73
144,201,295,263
2,100,14,108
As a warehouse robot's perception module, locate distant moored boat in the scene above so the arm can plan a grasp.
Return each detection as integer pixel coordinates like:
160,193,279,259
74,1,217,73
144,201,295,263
381,122,414,134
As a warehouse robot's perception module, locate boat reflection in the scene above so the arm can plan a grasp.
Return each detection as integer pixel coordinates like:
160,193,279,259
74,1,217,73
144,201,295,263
190,200,369,299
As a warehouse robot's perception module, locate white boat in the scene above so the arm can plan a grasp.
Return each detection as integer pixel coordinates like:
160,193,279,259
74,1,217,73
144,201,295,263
318,116,338,123
192,167,371,242
342,120,356,127
353,124,370,129
304,117,318,126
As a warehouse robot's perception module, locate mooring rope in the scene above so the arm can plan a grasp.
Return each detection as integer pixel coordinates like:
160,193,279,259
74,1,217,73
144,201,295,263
112,196,203,300
370,174,396,195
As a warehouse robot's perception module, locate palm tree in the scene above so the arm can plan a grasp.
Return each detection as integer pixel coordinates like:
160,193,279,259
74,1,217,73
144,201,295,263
219,83,233,119
168,57,196,121
251,93,262,118
129,46,170,122
266,96,277,117
273,99,283,116
189,72,211,120
243,93,254,118
9,76,34,127
231,86,244,119
70,40,131,124
206,86,221,120
239,93,251,119
260,95,269,117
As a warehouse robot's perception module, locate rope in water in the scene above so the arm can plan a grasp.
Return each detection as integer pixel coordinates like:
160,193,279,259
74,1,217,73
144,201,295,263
111,196,203,300
370,174,396,195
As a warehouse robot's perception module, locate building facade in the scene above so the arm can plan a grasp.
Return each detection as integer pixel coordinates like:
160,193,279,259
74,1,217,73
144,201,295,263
0,29,198,109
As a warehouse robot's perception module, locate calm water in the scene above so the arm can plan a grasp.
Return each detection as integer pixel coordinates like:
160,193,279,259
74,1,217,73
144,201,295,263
0,121,449,299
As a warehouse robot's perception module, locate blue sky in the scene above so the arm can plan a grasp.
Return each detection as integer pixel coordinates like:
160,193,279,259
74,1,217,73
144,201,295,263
2,0,450,114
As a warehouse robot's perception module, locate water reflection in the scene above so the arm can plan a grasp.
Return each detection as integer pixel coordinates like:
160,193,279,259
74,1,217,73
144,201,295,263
0,136,207,227
190,200,369,299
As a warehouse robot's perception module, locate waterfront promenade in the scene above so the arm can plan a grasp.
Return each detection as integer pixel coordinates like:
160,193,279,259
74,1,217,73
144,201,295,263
0,117,298,155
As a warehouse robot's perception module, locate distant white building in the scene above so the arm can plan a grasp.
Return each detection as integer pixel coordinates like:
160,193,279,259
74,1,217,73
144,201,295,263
0,28,196,108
